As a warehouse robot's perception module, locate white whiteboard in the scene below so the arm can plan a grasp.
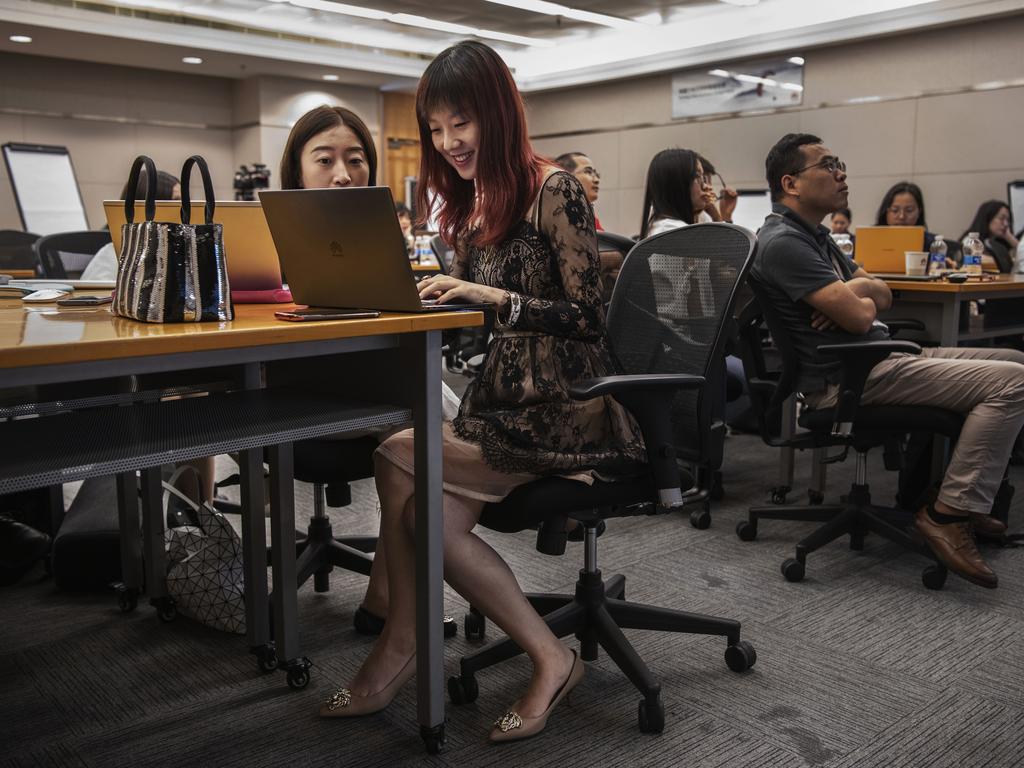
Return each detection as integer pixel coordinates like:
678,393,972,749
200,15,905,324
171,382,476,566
3,143,89,236
1009,181,1024,238
731,189,772,234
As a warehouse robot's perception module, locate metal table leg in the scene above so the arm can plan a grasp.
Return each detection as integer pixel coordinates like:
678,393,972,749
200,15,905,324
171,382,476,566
411,330,446,753
115,471,142,611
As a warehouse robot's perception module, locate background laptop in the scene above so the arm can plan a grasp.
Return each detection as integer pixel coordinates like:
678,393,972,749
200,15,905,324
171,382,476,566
259,187,487,313
854,225,925,273
103,200,290,300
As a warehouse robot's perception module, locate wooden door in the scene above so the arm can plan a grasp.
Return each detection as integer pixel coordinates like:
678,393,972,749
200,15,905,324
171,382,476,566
382,92,420,213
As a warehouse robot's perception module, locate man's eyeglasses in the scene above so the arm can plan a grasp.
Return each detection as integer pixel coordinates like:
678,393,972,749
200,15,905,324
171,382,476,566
578,166,600,179
791,157,846,176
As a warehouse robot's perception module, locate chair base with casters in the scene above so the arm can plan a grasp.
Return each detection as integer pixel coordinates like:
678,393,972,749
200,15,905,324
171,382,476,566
737,405,961,590
448,478,756,734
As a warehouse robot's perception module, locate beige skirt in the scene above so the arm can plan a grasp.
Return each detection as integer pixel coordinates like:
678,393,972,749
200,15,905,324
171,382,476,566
375,423,597,503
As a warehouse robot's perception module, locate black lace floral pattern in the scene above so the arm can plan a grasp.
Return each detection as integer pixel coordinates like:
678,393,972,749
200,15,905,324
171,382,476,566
451,170,646,476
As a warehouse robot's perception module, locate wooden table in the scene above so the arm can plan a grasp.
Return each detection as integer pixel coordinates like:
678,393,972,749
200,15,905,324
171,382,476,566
881,274,1024,346
0,301,482,753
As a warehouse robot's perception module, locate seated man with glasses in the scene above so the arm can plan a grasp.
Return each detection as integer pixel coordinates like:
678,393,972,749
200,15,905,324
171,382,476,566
554,151,604,230
748,132,1024,589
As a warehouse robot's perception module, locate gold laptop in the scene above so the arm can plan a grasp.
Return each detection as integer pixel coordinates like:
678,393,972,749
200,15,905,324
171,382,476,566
103,200,286,295
854,226,925,273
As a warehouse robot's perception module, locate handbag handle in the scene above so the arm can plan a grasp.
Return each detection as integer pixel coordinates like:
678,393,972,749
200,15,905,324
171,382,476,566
179,155,217,225
123,155,158,224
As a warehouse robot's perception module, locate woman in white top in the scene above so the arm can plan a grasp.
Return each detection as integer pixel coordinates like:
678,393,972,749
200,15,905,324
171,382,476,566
640,149,735,238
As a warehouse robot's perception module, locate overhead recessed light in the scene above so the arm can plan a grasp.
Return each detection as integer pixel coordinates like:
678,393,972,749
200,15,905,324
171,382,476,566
182,56,203,64
787,56,805,65
322,74,339,81
9,35,33,44
483,0,635,30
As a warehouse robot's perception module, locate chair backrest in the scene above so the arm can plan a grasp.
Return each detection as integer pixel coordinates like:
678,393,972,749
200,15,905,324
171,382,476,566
429,234,452,275
734,297,791,445
34,231,112,279
596,230,635,304
0,229,41,272
606,223,756,462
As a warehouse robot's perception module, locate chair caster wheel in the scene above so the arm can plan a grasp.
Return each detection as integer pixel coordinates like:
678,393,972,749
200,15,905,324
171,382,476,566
808,490,824,505
253,644,278,673
725,640,757,672
771,488,789,505
922,564,947,590
447,674,479,705
285,659,312,690
690,507,711,530
116,586,138,613
464,610,486,642
154,597,177,623
638,696,665,734
735,520,757,542
781,558,805,582
421,724,446,755
443,615,457,639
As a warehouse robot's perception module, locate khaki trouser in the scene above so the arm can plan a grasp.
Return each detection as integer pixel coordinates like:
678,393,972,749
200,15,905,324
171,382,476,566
807,347,1024,514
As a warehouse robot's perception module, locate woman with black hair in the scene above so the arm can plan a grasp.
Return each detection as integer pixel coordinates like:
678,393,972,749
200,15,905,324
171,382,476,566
640,148,707,237
960,200,1019,273
875,181,942,252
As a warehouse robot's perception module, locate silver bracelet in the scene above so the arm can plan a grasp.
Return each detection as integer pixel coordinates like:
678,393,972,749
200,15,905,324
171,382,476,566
506,291,522,326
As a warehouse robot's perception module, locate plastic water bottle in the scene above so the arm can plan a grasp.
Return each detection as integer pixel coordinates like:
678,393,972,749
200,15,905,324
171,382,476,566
831,233,854,260
927,236,948,275
962,231,983,275
410,235,423,264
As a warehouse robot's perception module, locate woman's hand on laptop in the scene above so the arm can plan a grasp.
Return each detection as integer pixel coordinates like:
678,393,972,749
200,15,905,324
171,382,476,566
418,275,507,306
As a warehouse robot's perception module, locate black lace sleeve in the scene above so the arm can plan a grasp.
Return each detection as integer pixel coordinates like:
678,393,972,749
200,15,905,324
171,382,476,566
449,234,471,280
504,171,605,341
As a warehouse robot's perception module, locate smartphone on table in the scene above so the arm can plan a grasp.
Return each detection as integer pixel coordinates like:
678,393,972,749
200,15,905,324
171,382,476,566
274,308,381,321
56,294,113,306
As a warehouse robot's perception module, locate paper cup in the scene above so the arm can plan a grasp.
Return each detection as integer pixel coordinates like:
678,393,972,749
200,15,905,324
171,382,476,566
904,251,928,275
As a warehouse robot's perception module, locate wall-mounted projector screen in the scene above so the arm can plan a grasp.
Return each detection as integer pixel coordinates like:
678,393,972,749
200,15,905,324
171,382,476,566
2,143,89,235
730,189,772,235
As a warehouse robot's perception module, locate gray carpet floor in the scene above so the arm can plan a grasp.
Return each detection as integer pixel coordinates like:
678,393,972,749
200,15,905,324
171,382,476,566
1,428,1022,767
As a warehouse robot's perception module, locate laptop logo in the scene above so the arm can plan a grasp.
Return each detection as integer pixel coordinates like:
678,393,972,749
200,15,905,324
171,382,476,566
329,241,344,258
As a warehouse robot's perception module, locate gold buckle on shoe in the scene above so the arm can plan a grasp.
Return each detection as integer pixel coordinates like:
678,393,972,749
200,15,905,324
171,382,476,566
494,711,523,732
326,689,352,711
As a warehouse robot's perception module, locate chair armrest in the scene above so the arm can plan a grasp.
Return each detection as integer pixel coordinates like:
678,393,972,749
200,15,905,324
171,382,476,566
884,318,925,335
567,373,705,401
814,340,920,436
569,373,706,510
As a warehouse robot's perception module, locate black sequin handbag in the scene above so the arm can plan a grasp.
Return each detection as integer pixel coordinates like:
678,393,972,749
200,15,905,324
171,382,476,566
113,155,233,323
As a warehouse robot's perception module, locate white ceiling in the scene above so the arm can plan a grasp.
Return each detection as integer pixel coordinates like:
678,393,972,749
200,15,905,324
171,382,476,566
1,0,1022,91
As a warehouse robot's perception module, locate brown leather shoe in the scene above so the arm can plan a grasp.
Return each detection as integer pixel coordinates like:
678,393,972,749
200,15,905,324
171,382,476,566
969,512,1008,539
914,508,998,589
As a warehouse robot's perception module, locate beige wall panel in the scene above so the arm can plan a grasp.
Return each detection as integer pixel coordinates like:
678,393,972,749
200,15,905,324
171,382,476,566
696,112,801,185
232,126,263,180
844,175,909,232
0,113,25,230
913,87,1024,174
917,169,1024,240
798,100,917,178
526,74,670,136
613,187,646,237
260,125,294,185
136,125,235,198
21,116,136,189
79,182,118,230
619,122,702,189
533,131,622,191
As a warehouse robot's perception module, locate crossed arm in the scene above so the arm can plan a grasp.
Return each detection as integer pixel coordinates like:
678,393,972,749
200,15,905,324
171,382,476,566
805,268,892,334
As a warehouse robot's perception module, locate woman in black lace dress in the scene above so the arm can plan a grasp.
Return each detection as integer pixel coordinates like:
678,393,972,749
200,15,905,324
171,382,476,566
319,41,645,741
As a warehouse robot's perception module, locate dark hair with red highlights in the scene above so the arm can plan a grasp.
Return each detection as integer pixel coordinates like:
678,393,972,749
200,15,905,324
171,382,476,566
415,40,545,248
279,105,377,190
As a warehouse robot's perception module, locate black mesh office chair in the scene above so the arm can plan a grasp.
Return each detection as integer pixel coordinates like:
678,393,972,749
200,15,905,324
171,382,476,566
0,229,41,273
429,234,452,275
34,231,112,279
734,294,961,590
448,224,758,733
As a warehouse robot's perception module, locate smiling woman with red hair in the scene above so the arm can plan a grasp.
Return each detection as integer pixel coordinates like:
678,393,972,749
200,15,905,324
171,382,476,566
317,41,645,742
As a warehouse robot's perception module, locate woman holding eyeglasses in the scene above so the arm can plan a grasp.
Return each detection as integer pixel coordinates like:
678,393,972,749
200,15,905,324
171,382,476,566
874,181,945,255
640,149,732,237
960,200,1019,273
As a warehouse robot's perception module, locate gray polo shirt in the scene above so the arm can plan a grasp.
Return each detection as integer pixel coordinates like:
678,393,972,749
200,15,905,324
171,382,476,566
749,203,889,392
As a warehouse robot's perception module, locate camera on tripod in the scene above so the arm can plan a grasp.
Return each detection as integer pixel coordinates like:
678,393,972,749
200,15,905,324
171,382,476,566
233,163,271,201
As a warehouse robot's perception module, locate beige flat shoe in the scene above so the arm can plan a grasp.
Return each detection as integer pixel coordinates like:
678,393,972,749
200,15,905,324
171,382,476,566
489,650,584,743
319,653,416,718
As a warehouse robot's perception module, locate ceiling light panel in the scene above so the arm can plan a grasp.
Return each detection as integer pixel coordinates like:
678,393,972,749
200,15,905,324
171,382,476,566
483,0,637,30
